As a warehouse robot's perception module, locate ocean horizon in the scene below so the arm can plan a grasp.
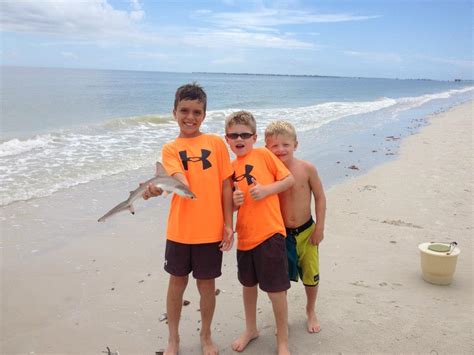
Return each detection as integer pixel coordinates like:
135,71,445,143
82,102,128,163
1,65,473,206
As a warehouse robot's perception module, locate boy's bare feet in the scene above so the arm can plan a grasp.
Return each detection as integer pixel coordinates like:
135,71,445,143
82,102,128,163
201,335,218,355
307,311,321,333
164,337,179,355
231,330,259,352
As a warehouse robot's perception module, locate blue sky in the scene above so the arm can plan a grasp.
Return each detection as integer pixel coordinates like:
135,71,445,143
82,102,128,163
1,0,472,80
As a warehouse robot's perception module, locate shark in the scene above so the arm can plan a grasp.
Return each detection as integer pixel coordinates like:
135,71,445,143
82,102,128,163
98,162,196,222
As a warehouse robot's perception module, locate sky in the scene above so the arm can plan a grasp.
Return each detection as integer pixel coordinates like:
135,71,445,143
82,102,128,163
0,0,472,80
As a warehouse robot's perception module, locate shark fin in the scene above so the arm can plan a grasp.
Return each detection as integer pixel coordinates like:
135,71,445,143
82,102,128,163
155,161,168,176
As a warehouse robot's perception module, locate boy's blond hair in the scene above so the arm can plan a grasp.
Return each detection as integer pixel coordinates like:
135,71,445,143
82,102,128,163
225,110,257,134
265,120,297,141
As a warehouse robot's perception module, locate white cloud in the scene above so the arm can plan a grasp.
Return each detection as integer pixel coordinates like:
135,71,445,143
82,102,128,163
344,50,474,68
344,50,402,63
60,51,78,60
129,51,169,60
211,56,245,65
183,28,314,50
202,8,380,28
416,55,474,68
129,0,145,21
0,0,144,39
0,1,341,52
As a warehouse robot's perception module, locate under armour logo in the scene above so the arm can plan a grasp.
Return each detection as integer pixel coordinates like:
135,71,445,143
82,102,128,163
179,149,212,170
233,164,255,185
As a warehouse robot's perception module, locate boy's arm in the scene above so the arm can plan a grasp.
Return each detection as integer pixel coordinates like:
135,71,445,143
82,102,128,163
308,164,326,245
220,177,234,251
249,174,295,201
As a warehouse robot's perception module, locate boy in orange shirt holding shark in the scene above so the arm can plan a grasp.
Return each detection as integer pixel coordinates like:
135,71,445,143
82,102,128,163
143,83,234,355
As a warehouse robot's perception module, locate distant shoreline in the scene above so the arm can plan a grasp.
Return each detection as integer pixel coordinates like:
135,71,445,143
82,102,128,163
2,65,472,82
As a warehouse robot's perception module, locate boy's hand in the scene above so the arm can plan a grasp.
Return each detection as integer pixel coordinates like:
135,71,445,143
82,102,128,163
233,182,244,206
310,226,324,246
220,225,234,251
249,178,269,201
142,183,163,200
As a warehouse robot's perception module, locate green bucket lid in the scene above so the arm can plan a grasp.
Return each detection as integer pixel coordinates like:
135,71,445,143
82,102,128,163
428,243,451,253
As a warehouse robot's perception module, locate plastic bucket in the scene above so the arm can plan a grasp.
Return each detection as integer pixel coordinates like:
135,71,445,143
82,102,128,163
418,242,460,285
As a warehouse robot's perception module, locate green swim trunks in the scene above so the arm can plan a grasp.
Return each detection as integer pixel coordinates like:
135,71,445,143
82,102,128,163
285,217,319,287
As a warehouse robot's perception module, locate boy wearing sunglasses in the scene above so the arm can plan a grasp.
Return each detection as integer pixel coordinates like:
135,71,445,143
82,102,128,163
224,110,294,355
143,83,234,355
265,120,326,334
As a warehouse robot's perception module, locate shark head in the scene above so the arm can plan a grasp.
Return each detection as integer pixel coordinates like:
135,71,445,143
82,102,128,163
175,185,197,199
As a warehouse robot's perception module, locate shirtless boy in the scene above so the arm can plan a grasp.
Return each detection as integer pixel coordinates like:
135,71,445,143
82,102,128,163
265,120,326,333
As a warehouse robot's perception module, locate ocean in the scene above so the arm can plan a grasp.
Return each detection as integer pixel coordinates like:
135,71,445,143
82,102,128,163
1,66,473,206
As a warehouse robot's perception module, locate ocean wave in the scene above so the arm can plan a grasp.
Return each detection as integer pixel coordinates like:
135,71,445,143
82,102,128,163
0,158,155,206
102,113,174,129
204,97,398,133
0,135,55,157
399,86,473,107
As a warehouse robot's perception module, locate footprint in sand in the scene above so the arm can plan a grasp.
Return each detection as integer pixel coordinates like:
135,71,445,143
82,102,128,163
350,281,370,288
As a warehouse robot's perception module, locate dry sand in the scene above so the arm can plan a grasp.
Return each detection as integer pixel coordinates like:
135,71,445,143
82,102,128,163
1,101,472,354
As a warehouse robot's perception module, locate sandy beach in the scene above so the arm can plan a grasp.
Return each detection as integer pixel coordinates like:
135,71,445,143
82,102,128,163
1,101,472,354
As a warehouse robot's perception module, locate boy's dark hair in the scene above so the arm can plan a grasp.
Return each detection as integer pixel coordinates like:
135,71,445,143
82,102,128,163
174,83,207,112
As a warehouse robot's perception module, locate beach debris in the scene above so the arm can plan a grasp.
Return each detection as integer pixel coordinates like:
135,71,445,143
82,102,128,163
147,273,152,277
381,219,422,229
111,287,115,291
372,150,377,153
183,300,190,306
102,346,120,355
336,161,340,164
138,280,144,283
385,135,400,141
348,150,353,153
359,185,376,192
98,162,196,222
348,165,359,170
156,352,164,355
390,240,397,244
159,313,167,322
215,288,221,296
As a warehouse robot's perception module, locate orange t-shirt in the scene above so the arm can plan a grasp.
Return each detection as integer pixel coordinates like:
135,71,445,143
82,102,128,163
162,134,233,244
232,147,290,251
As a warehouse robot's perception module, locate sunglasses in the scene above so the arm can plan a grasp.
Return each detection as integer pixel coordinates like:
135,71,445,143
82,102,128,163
226,132,254,140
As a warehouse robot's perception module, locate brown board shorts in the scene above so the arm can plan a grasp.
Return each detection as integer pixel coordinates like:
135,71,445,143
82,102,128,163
164,239,223,279
237,233,290,292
